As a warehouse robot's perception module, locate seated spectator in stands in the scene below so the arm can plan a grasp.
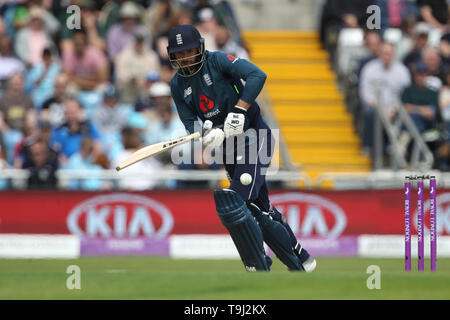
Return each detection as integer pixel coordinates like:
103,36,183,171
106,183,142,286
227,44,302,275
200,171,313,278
356,30,382,79
439,33,450,68
376,0,412,31
25,48,61,110
106,1,151,61
143,0,180,39
153,33,176,83
13,119,54,169
24,140,58,189
200,0,244,46
141,81,172,126
115,30,160,104
40,73,70,128
436,69,450,168
403,22,431,70
422,47,445,90
0,35,25,89
215,26,249,60
359,42,411,152
168,7,193,32
14,6,56,68
134,71,161,111
50,98,102,164
144,82,185,160
92,84,131,160
62,29,109,92
97,0,122,38
195,7,219,51
417,0,448,33
112,126,162,191
62,137,109,191
60,0,106,53
319,0,373,60
401,61,439,134
0,73,35,165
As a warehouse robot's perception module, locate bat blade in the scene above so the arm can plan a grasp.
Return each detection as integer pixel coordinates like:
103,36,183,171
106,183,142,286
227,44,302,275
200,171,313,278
115,132,200,171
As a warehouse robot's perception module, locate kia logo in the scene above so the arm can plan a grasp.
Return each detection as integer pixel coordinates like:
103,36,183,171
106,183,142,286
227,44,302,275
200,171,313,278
414,192,450,235
271,192,347,237
67,194,173,238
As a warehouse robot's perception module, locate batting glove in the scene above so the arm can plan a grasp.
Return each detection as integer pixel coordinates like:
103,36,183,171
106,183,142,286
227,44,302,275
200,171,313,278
202,120,225,147
224,106,248,138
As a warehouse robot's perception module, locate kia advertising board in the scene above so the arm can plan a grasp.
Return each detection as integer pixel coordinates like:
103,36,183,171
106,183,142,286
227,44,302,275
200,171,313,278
0,189,449,237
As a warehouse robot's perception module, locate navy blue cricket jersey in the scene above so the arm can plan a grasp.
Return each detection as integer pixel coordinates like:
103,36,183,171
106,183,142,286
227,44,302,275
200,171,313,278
170,51,268,134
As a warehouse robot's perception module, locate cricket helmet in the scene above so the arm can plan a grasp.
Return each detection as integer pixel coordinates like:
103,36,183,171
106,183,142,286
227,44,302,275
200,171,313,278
167,24,205,77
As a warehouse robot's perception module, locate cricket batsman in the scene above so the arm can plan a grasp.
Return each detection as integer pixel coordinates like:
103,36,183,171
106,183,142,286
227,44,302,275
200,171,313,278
167,24,316,272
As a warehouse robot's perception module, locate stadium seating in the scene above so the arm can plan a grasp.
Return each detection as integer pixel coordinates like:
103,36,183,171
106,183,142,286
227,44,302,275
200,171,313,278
244,30,371,184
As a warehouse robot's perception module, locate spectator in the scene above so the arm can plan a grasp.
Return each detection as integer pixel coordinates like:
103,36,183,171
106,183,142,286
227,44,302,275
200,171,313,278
93,85,130,136
356,30,382,79
62,29,109,92
141,81,172,125
0,73,35,164
92,84,131,160
50,98,102,163
106,1,151,61
168,7,193,31
437,69,450,168
376,0,410,30
417,0,448,33
397,15,420,61
112,126,162,191
97,0,123,37
215,26,249,60
0,35,25,88
194,7,219,51
24,140,58,189
40,73,70,128
143,0,180,39
402,61,439,134
153,33,176,83
14,6,56,68
13,119,54,169
439,33,450,68
25,48,61,110
144,82,185,156
62,137,109,191
319,0,374,59
205,0,245,46
134,71,161,111
359,42,411,152
115,30,160,104
422,46,445,90
403,22,431,70
60,0,106,53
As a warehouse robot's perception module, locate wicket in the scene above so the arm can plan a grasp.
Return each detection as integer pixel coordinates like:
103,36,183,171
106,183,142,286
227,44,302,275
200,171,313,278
404,175,437,272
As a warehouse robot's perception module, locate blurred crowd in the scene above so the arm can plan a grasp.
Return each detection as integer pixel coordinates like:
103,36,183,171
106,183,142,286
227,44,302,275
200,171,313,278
320,0,450,170
0,0,248,190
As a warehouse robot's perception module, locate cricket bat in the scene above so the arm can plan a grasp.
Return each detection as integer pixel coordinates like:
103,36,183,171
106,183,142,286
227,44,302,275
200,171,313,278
115,131,200,172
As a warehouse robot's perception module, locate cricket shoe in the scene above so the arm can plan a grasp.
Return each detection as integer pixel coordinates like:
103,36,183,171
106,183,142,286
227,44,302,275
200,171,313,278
301,256,317,273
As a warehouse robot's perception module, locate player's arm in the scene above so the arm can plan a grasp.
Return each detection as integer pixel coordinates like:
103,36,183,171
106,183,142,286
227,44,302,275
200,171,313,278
215,52,267,111
214,52,267,137
171,82,199,135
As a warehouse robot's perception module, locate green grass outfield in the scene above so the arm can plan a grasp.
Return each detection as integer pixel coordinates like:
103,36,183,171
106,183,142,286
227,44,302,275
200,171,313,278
0,257,449,299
